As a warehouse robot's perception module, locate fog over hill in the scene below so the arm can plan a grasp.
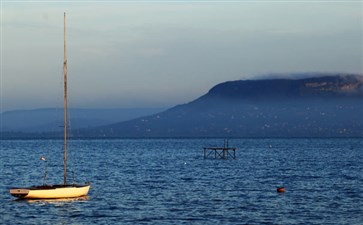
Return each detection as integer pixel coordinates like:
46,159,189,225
86,74,363,138
2,73,362,138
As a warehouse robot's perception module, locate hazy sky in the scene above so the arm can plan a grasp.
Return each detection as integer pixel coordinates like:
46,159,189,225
1,1,362,111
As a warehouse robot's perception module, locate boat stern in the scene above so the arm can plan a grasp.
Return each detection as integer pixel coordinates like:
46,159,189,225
10,188,30,198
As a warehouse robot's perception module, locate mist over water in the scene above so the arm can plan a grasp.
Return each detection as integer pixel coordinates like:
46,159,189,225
1,138,362,224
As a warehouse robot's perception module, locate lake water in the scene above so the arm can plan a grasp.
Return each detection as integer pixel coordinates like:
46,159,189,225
1,138,362,224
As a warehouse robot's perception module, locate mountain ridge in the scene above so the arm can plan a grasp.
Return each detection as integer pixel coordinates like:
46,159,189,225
0,107,166,133
89,74,363,138
202,74,363,100
1,73,362,138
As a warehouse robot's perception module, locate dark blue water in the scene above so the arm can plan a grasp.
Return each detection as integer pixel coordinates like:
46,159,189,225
1,138,362,224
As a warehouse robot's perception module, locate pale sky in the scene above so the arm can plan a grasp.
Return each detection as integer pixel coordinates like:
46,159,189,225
1,1,362,111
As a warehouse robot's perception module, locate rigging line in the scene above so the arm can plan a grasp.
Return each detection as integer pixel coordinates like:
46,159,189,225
66,82,73,181
71,161,75,184
67,108,75,184
64,64,76,185
56,69,63,130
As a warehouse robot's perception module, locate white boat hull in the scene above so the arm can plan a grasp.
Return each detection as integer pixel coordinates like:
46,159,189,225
10,184,90,199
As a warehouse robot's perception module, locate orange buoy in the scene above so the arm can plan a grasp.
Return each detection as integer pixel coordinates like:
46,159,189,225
277,187,285,193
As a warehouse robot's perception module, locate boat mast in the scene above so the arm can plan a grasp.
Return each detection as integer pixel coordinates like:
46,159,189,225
63,12,67,185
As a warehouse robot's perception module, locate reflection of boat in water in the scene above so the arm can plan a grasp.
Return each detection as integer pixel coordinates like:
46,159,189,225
16,196,90,204
9,12,90,199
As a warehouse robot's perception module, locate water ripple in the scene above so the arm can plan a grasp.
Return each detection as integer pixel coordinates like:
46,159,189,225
1,138,362,224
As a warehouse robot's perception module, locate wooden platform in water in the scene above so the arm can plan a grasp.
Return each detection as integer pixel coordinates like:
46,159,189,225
203,147,237,159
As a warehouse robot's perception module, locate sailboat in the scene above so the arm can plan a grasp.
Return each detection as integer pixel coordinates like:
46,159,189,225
9,13,91,199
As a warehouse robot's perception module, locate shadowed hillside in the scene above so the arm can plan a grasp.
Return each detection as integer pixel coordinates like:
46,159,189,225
86,74,363,138
0,108,165,133
2,74,362,138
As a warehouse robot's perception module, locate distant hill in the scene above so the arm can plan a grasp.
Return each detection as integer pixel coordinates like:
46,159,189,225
0,108,165,133
205,74,363,100
83,74,363,138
